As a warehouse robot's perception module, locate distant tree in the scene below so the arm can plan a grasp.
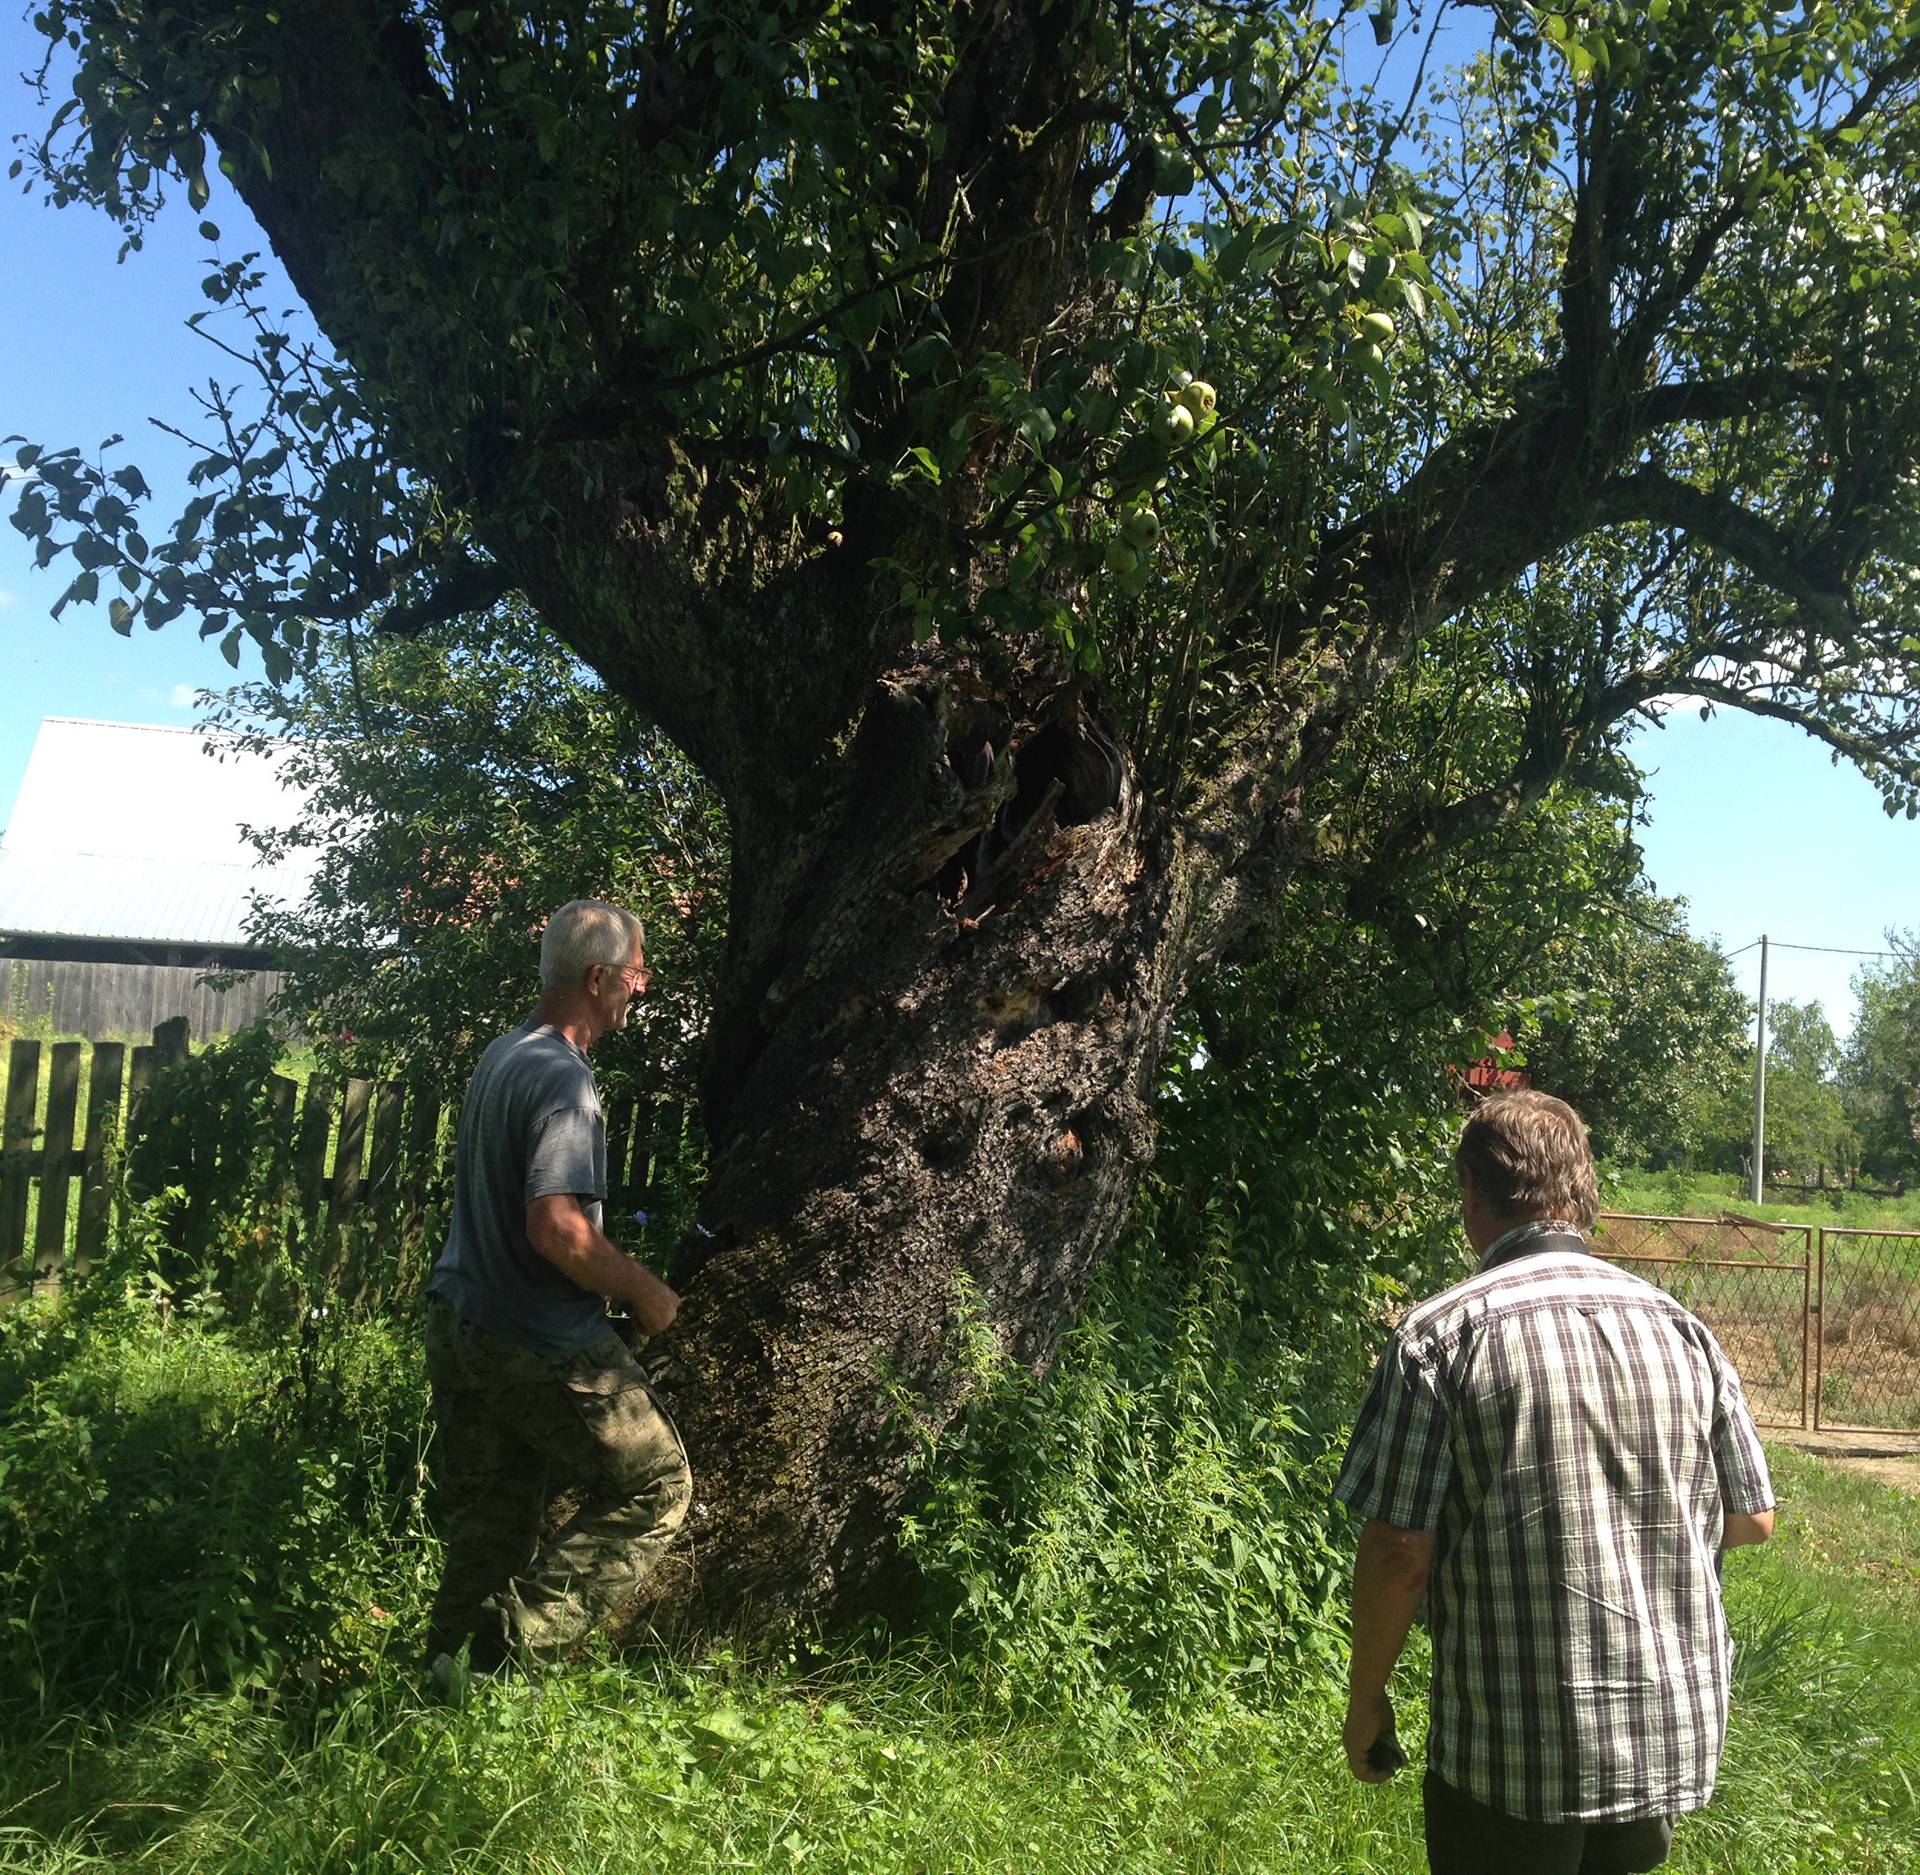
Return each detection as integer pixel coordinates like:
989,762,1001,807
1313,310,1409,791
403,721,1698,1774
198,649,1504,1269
1689,996,1854,1182
210,602,727,1132
1843,935,1920,1182
1512,892,1749,1168
1752,999,1855,1180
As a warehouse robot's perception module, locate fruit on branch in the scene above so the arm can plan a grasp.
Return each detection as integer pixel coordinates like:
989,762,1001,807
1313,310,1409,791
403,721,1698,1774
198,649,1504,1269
1177,379,1217,419
1152,399,1197,444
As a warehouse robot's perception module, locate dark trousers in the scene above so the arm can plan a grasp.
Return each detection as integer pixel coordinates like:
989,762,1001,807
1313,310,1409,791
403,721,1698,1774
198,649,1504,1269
424,1298,691,1670
1424,1772,1675,1875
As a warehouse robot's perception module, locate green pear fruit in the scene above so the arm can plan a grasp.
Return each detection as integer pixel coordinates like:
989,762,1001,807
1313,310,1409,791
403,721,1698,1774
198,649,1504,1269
1152,400,1197,444
1178,379,1218,418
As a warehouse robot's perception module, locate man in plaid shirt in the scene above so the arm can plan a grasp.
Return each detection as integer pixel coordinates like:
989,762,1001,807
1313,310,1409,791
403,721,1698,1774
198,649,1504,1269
1334,1090,1775,1874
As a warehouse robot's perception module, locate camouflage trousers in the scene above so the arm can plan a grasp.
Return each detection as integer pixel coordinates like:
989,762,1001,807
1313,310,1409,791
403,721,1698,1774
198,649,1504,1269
424,1298,692,1669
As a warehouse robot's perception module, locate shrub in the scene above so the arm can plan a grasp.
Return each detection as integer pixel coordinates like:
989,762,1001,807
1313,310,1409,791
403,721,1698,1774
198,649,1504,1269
896,1239,1370,1714
0,1206,435,1707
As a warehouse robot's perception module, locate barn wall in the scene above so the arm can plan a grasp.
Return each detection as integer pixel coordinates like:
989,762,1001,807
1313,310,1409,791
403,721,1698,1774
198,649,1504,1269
3,957,284,1041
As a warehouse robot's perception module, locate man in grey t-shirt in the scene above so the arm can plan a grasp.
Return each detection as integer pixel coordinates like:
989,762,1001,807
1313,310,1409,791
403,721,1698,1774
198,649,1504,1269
424,898,690,1677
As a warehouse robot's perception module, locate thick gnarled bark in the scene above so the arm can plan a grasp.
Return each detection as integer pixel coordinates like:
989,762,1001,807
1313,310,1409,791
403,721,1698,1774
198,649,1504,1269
633,653,1189,1624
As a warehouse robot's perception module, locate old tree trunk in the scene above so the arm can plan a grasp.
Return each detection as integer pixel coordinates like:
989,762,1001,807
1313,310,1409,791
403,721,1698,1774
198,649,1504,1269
20,1,1920,1630
647,657,1208,1624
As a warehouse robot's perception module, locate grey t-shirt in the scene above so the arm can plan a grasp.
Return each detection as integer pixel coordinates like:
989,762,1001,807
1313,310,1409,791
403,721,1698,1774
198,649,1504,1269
427,1021,609,1355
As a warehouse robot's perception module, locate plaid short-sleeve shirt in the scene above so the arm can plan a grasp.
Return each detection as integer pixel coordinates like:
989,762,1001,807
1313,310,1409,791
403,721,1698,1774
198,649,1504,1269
1334,1221,1774,1824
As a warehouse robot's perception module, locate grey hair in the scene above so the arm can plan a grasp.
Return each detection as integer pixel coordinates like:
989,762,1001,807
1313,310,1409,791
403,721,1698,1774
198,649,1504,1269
539,898,645,992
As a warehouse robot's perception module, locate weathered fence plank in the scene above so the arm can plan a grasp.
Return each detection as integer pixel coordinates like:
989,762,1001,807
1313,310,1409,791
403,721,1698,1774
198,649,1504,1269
606,1094,635,1202
405,1090,442,1177
2,1040,40,1276
368,1082,404,1204
119,1043,160,1229
124,1043,158,1147
268,1073,297,1147
33,1042,81,1279
333,1078,370,1219
295,1079,334,1214
75,1041,124,1273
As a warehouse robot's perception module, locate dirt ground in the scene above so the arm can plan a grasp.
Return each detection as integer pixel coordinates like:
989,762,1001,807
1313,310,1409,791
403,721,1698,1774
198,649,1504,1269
1773,1429,1920,1494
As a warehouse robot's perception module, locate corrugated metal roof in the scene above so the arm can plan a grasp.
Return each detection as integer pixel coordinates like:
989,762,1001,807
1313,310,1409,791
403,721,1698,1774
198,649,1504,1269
0,718,323,947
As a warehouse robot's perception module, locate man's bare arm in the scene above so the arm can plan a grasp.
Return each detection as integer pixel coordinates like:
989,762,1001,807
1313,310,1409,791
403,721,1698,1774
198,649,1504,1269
1723,1507,1775,1548
526,1194,680,1336
1343,1518,1437,1782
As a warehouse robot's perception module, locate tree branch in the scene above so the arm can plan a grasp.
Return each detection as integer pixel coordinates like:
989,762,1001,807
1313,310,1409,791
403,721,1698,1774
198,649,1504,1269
375,555,513,637
1592,469,1856,632
1633,370,1839,432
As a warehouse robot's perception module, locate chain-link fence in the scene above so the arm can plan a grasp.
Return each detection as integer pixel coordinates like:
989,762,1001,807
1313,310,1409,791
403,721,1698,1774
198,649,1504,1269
1593,1213,1812,1429
1592,1213,1920,1435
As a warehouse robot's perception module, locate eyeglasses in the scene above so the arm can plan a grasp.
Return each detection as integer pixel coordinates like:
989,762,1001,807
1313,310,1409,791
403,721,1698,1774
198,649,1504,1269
599,961,652,993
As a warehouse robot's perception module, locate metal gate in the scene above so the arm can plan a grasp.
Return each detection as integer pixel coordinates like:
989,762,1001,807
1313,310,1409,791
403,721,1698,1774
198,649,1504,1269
1814,1228,1920,1433
1594,1213,1920,1434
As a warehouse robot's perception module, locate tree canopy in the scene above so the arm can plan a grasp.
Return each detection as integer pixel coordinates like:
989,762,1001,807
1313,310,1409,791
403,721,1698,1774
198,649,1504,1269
13,1,1920,822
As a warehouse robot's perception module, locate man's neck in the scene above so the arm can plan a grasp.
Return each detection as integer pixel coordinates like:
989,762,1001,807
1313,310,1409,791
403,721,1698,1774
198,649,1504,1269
1476,1215,1582,1271
528,992,599,1053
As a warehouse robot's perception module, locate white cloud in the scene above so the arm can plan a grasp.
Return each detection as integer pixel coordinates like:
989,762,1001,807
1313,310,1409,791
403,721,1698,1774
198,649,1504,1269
168,683,200,709
0,590,15,609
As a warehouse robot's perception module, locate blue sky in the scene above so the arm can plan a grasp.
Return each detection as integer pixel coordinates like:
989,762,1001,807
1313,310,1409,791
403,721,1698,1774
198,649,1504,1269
1,9,272,803
4,12,1918,1036
1626,708,1918,1034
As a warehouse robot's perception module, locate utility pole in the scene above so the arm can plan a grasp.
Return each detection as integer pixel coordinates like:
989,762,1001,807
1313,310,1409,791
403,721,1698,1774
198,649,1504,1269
1749,933,1769,1205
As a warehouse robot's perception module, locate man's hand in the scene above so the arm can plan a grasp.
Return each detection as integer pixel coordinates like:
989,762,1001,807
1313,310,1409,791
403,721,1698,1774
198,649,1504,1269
1343,1687,1402,1782
526,1194,681,1334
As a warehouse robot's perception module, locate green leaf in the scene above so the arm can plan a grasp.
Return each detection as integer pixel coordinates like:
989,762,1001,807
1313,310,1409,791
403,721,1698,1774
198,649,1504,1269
1156,240,1194,280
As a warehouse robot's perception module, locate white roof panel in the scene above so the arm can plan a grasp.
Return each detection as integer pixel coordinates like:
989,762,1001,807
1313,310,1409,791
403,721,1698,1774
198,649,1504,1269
0,718,322,946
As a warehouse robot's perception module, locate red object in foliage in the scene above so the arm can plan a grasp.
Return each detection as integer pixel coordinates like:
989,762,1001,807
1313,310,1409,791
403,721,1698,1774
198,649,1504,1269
1462,1032,1531,1092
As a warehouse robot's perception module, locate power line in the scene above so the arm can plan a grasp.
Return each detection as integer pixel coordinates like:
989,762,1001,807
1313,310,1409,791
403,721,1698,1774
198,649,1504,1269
1721,937,1899,961
1765,941,1901,958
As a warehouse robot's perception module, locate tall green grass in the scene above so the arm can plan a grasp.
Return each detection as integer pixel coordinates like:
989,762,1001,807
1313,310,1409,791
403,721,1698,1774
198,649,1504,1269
0,1217,1913,1872
0,1658,1430,1875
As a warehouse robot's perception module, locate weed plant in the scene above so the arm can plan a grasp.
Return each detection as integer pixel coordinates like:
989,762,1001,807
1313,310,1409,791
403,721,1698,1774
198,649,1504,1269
895,1240,1365,1713
0,1206,435,1708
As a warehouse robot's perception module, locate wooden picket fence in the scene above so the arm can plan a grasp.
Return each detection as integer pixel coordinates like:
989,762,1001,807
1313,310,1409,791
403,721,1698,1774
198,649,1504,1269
0,1024,698,1297
0,1024,449,1294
